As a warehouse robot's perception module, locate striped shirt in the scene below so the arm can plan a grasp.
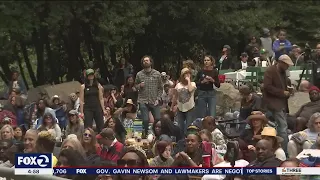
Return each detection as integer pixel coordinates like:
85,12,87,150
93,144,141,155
135,69,163,104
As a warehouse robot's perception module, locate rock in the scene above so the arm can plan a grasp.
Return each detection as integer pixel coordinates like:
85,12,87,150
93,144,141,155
216,83,241,116
288,92,310,114
27,81,81,104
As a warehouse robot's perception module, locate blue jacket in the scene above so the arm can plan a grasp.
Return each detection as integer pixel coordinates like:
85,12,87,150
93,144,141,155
272,39,292,60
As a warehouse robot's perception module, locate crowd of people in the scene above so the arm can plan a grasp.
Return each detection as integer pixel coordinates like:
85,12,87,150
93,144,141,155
0,28,320,180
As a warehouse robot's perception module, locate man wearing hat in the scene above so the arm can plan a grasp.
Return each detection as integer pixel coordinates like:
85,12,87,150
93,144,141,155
263,54,294,154
260,28,274,59
235,52,250,70
257,127,286,161
287,85,320,132
96,128,124,162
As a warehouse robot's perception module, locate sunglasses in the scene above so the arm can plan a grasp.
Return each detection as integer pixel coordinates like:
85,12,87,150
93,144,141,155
83,133,92,137
117,159,140,166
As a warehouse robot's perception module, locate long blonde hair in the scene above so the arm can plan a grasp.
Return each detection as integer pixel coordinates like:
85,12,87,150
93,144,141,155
0,125,14,140
61,137,86,158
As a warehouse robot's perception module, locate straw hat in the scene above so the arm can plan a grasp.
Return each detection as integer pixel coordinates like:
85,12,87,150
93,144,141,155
247,111,268,124
278,55,294,66
257,127,283,143
125,99,137,112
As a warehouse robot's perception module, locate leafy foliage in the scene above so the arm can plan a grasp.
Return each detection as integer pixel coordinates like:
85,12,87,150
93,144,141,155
0,1,319,87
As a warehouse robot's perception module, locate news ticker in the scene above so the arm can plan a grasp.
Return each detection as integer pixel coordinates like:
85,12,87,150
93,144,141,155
14,167,320,175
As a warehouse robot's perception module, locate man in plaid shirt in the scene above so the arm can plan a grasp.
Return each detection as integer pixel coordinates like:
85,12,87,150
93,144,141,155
135,55,163,137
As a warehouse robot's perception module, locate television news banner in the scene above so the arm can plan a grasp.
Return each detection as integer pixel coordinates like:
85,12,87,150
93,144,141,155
14,154,315,176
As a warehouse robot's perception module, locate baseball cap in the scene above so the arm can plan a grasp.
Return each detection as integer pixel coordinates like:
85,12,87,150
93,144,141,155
96,128,115,139
86,69,95,76
161,72,167,76
241,52,248,57
278,55,294,66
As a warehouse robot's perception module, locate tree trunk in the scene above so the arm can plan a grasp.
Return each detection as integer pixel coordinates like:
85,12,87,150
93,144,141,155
0,70,8,85
109,45,117,66
32,28,45,85
66,18,81,81
19,41,38,87
13,44,29,90
0,58,12,80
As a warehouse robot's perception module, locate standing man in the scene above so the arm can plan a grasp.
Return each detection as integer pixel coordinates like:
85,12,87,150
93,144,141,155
263,54,293,155
135,55,163,138
260,28,274,59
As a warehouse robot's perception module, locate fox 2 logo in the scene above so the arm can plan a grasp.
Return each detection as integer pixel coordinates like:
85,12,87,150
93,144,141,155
16,154,52,168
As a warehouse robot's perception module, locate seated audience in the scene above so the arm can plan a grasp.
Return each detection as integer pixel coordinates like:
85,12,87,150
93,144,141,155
238,85,262,123
299,80,311,92
201,116,226,153
115,146,150,180
288,112,320,158
202,141,249,180
149,141,174,167
96,128,124,162
35,131,58,166
239,111,268,162
23,129,38,153
65,110,84,139
103,117,126,143
287,86,320,132
280,158,300,180
247,139,282,180
258,127,286,161
37,113,62,142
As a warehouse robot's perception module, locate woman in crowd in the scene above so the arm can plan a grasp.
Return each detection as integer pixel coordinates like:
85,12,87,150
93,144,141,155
37,112,61,142
103,85,123,111
239,111,268,162
172,68,197,134
0,125,14,142
61,137,86,159
202,142,249,180
259,127,286,161
57,148,86,179
13,126,23,144
79,68,105,133
80,128,101,158
288,112,320,158
65,110,84,139
35,98,57,129
201,116,227,154
114,99,137,120
23,129,38,153
114,146,150,180
123,75,138,104
36,131,58,166
199,129,224,165
172,132,203,167
149,141,174,167
196,55,220,118
7,95,24,126
104,117,126,143
150,118,182,149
